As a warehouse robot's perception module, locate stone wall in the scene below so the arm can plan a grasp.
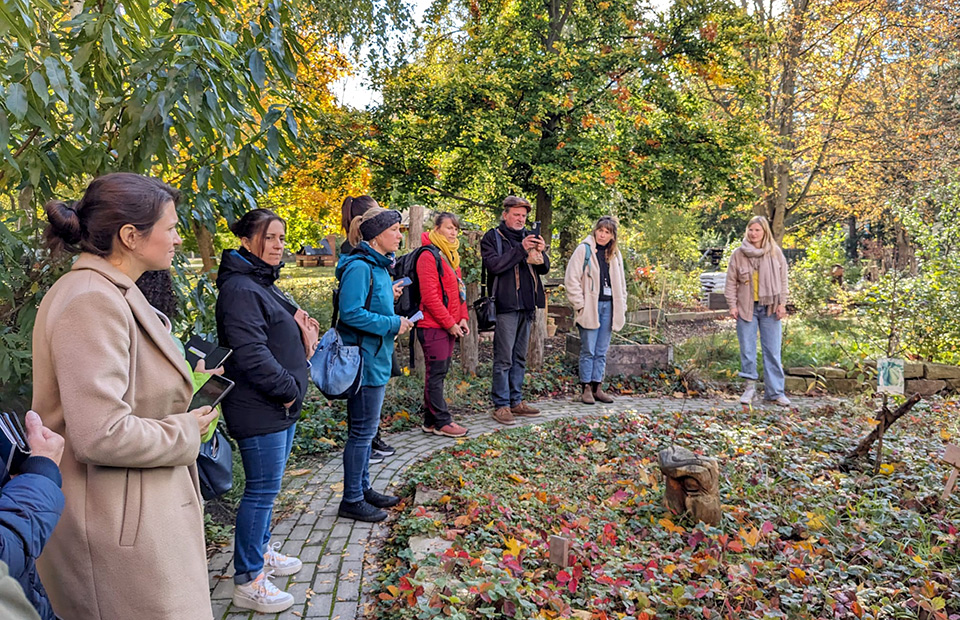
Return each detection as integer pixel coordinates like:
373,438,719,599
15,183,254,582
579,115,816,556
784,361,960,396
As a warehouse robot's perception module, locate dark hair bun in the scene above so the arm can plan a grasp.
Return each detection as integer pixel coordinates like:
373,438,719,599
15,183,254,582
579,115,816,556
44,200,82,251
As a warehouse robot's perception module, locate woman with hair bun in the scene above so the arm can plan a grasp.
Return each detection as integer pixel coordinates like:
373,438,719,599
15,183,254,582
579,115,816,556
214,208,308,613
31,172,217,620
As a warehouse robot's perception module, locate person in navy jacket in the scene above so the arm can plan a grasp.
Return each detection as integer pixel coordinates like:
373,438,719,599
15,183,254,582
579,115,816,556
0,410,65,620
215,209,308,614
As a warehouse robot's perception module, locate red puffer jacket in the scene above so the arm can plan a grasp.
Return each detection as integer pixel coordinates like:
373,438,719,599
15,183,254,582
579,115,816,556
417,233,469,330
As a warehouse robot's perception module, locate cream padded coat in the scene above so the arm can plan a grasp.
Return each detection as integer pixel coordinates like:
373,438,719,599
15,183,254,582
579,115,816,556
564,235,628,332
31,254,212,620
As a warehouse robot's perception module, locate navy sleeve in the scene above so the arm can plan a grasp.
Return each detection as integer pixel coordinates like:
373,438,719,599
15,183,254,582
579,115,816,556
0,457,64,580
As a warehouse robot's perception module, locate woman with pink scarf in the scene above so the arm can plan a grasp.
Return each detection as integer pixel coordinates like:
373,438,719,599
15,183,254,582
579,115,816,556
724,216,791,406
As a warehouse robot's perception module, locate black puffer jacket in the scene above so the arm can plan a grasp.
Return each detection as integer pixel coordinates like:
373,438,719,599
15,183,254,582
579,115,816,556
215,248,308,440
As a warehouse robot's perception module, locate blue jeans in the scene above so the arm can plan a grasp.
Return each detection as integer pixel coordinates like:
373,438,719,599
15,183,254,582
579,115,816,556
579,301,613,383
343,385,386,503
234,423,297,584
736,304,785,399
491,311,532,407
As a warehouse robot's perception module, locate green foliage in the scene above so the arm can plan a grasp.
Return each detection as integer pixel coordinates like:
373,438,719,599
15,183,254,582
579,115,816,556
377,403,960,619
790,225,847,315
620,205,702,269
855,185,960,363
369,0,763,228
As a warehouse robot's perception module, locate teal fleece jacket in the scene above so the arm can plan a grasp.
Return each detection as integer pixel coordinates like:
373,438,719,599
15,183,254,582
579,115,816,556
335,242,402,387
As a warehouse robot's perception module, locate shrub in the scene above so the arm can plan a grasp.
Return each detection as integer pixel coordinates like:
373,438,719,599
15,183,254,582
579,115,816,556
789,225,847,315
855,185,960,363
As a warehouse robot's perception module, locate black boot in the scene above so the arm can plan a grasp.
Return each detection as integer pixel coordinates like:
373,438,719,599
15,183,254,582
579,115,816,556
364,488,401,508
338,499,387,522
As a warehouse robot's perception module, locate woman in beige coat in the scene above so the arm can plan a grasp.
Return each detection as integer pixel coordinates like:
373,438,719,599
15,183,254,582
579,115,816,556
564,216,628,404
724,215,791,407
31,173,218,620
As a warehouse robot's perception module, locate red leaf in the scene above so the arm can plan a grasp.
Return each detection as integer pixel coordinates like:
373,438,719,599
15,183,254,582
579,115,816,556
557,570,571,583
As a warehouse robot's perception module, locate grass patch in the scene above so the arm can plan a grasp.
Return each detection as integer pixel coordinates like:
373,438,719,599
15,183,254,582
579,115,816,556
375,400,960,619
677,316,884,381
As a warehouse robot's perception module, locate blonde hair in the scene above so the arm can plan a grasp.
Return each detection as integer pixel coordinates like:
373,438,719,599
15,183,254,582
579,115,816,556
348,206,389,247
593,216,619,260
744,215,774,250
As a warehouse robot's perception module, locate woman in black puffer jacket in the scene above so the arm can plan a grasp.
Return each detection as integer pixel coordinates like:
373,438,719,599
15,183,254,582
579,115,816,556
215,209,307,614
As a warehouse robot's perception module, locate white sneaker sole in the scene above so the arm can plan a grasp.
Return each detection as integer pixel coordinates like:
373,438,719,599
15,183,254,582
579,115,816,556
265,560,303,577
232,591,294,613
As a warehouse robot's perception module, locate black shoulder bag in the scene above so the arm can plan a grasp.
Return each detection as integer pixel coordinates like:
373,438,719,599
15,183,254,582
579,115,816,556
473,231,502,332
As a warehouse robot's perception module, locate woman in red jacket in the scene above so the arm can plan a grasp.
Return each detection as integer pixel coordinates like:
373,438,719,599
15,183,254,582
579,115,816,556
417,212,470,437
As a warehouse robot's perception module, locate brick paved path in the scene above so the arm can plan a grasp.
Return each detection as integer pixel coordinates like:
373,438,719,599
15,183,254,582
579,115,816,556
208,394,837,619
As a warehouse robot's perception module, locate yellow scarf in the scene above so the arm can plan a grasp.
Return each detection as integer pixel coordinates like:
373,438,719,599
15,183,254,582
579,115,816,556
428,229,460,271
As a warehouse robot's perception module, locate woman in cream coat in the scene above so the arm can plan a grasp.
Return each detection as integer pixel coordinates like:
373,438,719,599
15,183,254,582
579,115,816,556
564,216,628,404
31,173,217,620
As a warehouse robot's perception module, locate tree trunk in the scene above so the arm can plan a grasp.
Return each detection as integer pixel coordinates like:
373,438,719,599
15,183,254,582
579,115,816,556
17,185,33,230
193,222,217,274
409,204,425,376
846,215,858,259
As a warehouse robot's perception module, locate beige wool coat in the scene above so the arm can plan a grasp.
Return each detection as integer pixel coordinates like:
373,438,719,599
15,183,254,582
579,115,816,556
724,246,789,323
31,254,212,620
564,235,628,332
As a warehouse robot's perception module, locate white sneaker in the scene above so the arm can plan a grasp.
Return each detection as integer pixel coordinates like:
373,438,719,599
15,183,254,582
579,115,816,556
264,541,302,576
772,395,792,407
232,571,294,613
739,381,756,404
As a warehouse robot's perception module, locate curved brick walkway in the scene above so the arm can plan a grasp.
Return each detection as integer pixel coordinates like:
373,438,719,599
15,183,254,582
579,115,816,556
208,394,838,619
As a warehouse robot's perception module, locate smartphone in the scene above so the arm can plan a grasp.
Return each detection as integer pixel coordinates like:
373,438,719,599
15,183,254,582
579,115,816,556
408,310,424,323
0,411,30,485
531,221,542,238
202,346,233,369
393,277,413,288
189,375,235,410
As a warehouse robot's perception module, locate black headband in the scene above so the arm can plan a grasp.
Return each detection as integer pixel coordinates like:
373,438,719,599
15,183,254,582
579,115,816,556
360,210,402,241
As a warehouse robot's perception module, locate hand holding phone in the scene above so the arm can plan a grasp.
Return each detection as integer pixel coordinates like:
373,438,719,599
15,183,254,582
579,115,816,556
189,375,235,410
531,221,542,238
408,310,424,323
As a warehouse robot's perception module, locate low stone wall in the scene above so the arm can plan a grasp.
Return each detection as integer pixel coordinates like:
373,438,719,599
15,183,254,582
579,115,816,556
785,361,960,395
566,334,673,375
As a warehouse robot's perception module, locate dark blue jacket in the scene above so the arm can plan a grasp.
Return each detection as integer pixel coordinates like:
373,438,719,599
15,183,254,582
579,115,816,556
335,242,401,387
0,456,65,620
215,248,309,440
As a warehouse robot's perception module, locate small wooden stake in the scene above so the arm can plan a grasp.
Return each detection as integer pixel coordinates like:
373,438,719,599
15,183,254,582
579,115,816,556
940,444,960,502
549,535,571,567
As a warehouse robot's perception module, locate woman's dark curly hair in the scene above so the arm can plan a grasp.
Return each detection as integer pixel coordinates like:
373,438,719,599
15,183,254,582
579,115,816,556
136,270,179,320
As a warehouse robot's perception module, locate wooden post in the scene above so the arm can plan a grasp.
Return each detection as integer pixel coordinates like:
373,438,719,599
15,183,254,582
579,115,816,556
527,308,546,370
941,444,960,502
548,535,571,567
408,205,425,376
461,230,482,376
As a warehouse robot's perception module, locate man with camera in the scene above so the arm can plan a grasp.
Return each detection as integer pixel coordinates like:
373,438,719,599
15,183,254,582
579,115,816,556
1,410,65,620
479,196,550,425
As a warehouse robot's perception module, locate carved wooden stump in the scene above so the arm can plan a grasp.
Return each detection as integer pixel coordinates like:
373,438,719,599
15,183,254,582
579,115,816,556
658,446,721,526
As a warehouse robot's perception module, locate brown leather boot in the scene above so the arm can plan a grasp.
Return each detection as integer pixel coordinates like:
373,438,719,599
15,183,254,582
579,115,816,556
492,407,516,425
580,384,595,405
593,386,614,403
511,401,541,416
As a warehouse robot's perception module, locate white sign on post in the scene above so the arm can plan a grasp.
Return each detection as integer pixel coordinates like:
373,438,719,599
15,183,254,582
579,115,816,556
877,358,904,395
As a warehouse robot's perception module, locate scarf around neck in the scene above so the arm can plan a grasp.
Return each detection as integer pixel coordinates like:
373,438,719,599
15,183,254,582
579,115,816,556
738,239,783,310
498,220,526,244
428,229,461,271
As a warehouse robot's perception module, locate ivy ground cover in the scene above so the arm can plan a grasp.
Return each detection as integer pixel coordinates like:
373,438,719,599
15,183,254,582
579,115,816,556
376,401,960,620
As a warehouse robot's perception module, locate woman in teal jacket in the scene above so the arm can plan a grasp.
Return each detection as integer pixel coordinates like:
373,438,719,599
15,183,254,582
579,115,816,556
335,206,414,522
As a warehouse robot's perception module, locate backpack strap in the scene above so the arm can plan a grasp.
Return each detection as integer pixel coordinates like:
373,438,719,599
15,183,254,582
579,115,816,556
580,242,594,292
333,265,380,352
426,245,449,307
480,230,503,299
